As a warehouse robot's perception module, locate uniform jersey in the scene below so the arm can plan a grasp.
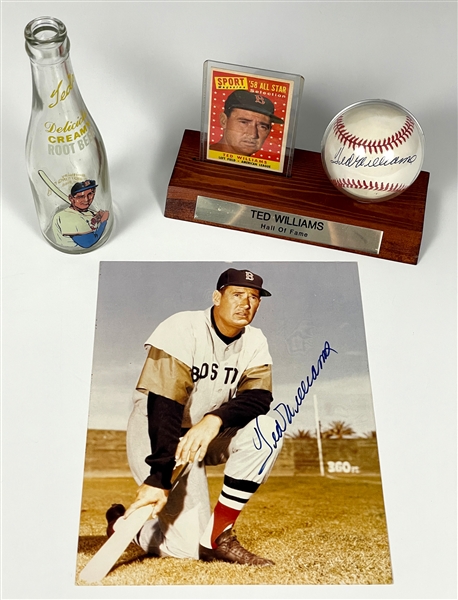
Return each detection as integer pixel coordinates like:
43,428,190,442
52,206,103,248
136,307,272,428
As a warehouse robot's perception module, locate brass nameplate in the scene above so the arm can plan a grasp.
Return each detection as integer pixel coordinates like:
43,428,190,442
195,197,383,254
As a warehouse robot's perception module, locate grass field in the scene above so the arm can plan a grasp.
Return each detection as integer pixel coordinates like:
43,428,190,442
76,474,392,586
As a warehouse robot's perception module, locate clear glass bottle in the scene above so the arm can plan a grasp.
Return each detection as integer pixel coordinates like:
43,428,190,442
25,16,113,253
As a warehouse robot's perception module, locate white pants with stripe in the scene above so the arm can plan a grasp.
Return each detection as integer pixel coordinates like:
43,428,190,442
126,398,283,559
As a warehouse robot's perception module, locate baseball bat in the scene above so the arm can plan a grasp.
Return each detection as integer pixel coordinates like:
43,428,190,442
78,462,188,583
38,170,70,204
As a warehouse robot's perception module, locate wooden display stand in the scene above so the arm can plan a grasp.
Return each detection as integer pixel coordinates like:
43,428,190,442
165,129,430,264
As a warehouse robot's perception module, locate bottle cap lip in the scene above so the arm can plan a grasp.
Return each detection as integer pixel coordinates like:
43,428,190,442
24,16,67,46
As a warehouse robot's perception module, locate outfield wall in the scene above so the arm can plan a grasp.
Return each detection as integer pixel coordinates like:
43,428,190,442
278,438,381,476
83,430,381,478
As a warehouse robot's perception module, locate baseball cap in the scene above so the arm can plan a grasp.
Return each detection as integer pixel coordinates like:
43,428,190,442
224,90,284,124
70,180,98,195
217,268,271,297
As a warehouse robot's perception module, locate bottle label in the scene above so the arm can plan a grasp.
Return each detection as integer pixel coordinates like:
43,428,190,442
44,111,95,155
49,73,75,108
43,73,95,155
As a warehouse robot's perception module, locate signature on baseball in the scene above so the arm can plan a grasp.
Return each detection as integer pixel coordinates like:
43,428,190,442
252,340,338,474
331,146,418,170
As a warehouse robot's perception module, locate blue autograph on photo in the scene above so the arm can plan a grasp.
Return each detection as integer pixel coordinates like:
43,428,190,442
253,340,338,474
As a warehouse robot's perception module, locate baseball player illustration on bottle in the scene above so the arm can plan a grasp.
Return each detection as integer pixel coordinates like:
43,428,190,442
51,178,109,249
107,268,283,566
37,170,110,250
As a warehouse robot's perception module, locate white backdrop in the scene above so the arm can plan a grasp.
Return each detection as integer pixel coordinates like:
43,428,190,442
1,2,456,599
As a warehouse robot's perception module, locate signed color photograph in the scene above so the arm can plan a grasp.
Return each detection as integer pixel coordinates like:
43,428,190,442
76,261,392,586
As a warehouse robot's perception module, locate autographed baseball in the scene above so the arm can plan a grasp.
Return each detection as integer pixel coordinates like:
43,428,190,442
321,99,425,202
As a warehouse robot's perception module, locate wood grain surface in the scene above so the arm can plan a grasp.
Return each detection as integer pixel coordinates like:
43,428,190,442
166,129,430,264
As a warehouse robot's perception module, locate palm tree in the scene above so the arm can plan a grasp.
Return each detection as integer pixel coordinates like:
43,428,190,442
362,430,377,439
286,428,315,439
321,420,356,439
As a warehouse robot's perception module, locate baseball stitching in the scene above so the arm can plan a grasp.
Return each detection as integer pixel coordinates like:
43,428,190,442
331,178,408,192
333,114,415,154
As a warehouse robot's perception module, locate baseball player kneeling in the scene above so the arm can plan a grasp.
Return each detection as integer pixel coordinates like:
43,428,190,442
107,268,283,566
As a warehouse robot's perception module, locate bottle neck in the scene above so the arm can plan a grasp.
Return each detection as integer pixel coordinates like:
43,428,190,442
25,16,70,65
25,17,85,113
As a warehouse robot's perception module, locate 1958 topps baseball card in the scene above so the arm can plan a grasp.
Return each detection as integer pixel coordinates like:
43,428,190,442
201,61,304,176
76,261,392,588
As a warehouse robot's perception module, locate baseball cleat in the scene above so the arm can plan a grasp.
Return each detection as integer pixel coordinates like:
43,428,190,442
105,503,126,538
199,529,274,567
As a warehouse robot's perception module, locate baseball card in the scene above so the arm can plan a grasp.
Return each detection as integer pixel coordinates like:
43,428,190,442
201,61,304,176
76,261,392,587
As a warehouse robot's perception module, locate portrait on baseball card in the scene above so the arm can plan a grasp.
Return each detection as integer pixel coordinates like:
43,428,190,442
76,261,392,587
201,61,304,176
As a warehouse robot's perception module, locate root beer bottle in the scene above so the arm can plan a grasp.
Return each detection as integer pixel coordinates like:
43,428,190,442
25,16,113,253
